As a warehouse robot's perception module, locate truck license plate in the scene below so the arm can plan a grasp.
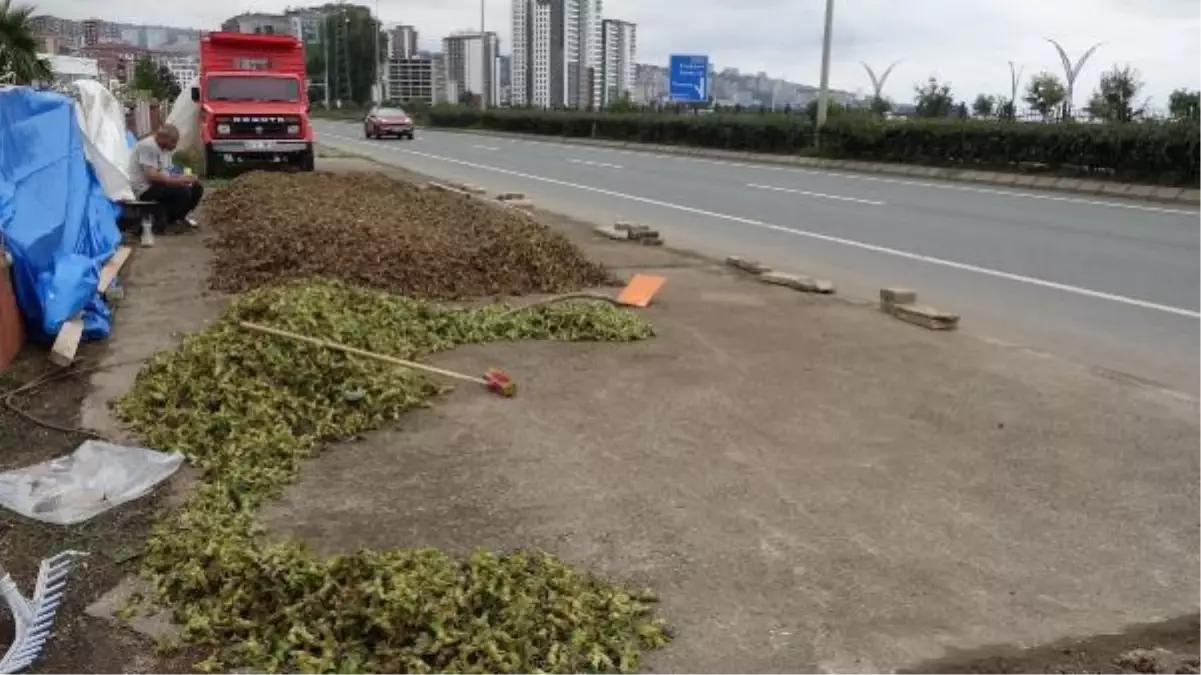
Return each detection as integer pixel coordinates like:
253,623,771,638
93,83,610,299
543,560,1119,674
246,140,274,150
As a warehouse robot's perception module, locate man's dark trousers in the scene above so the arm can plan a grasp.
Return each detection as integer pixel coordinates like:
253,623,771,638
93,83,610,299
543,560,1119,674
140,182,203,225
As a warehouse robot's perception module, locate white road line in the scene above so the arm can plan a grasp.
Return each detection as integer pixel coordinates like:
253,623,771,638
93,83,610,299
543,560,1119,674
747,183,884,206
397,127,1198,217
568,158,624,169
322,133,1201,320
472,144,500,151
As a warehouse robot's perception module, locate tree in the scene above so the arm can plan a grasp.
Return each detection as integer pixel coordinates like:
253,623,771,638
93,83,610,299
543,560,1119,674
322,6,386,104
913,77,954,118
1024,71,1066,121
1168,89,1200,123
1084,64,1144,123
868,96,891,116
997,98,1016,121
0,0,51,84
156,64,180,99
131,57,178,99
607,91,639,113
971,93,996,118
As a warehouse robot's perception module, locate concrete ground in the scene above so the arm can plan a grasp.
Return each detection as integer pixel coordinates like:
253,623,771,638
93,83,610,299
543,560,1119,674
255,157,1200,673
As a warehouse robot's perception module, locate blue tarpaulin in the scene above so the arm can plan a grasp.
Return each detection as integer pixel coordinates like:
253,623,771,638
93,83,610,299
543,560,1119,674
0,87,121,343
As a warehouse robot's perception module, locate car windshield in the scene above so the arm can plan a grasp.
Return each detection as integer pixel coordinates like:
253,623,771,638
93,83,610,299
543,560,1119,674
207,76,300,102
375,108,407,117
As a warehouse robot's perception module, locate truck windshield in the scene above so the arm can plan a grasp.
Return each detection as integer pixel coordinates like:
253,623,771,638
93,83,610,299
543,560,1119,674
207,76,300,102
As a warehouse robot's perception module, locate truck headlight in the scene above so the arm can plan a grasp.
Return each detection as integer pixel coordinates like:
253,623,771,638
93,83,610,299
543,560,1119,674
286,124,300,135
217,123,231,135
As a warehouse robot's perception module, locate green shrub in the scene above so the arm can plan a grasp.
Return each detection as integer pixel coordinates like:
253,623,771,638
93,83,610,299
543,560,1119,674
425,107,1199,186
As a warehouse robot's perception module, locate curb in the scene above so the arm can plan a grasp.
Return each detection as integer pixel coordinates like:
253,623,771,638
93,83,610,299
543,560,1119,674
427,127,1199,206
879,288,959,331
594,221,664,246
725,256,834,294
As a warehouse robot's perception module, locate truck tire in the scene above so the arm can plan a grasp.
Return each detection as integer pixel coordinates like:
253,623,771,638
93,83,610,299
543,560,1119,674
299,145,315,172
202,145,223,180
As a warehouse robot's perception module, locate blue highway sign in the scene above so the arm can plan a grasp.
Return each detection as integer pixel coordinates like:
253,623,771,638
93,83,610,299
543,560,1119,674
669,54,709,103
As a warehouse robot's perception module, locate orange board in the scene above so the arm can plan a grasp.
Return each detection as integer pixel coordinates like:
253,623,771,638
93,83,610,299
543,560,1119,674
615,273,666,308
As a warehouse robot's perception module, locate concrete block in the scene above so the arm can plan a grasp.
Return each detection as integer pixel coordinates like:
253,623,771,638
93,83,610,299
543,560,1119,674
1175,188,1200,204
507,199,535,210
1076,180,1107,194
1152,186,1184,202
594,225,629,240
1030,176,1060,190
627,228,660,241
1100,182,1131,198
890,304,960,331
988,172,1019,185
1125,184,1157,199
86,575,182,642
614,221,649,232
463,184,487,194
759,271,818,292
496,192,525,201
1011,175,1039,187
725,256,770,275
880,287,917,310
1054,177,1085,192
639,236,664,246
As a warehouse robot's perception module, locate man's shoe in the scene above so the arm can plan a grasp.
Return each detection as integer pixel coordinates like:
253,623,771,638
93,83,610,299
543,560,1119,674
184,215,199,229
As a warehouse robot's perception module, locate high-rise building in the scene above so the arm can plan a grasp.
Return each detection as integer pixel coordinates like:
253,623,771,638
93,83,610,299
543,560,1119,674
599,18,635,107
287,9,324,44
385,56,437,104
386,25,419,59
511,0,601,108
442,31,500,107
221,13,292,36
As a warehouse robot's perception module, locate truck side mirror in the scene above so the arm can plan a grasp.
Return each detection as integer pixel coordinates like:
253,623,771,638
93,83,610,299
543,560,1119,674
190,86,199,103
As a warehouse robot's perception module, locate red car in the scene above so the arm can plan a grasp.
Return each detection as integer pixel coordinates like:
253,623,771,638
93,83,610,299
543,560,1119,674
363,106,414,140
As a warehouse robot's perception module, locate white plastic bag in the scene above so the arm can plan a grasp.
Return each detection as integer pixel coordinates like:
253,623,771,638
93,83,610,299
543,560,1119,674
166,77,200,153
71,79,135,202
0,440,184,525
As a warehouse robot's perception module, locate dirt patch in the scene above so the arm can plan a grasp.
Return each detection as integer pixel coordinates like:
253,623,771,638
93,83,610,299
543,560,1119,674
2,214,226,672
905,614,1199,674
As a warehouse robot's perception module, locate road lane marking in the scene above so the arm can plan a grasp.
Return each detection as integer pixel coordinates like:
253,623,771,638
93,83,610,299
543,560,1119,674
568,158,623,169
322,132,1201,320
381,126,1198,217
747,183,884,206
472,144,500,151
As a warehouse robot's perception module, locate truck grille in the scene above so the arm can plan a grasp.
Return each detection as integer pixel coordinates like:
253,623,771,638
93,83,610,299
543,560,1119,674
217,115,299,137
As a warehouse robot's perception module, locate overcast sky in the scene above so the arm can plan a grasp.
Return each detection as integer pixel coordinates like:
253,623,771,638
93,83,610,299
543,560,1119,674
38,0,1201,104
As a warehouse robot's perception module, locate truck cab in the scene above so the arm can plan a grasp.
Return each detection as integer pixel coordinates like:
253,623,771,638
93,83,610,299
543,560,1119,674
193,31,314,178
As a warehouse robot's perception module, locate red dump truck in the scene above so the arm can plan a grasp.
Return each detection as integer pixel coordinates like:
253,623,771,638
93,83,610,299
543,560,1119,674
192,31,314,178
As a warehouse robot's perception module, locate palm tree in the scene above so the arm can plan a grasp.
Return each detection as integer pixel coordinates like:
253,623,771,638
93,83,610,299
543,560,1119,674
0,0,51,85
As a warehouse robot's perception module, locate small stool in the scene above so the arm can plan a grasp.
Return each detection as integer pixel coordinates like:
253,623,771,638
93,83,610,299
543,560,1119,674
118,200,163,248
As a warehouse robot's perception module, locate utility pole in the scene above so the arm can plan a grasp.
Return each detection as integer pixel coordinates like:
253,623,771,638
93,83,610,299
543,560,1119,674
814,0,835,148
323,15,331,108
374,0,382,102
1008,60,1024,118
479,0,487,110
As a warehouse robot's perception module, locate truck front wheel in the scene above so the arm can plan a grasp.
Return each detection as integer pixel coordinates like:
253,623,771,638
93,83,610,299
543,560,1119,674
203,145,224,180
299,145,315,172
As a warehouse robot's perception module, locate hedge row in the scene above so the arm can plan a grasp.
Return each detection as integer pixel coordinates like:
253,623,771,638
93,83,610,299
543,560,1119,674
425,108,1200,187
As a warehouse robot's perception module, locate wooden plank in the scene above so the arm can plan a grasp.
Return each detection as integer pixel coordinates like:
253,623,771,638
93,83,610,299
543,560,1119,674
49,246,133,366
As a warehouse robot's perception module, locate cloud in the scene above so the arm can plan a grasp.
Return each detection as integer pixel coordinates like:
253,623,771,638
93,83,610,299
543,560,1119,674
36,0,1201,104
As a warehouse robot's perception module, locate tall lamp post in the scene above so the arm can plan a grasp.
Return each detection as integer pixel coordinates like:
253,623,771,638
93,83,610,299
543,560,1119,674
1046,38,1102,120
479,0,488,110
861,59,901,110
814,0,835,146
1007,60,1024,117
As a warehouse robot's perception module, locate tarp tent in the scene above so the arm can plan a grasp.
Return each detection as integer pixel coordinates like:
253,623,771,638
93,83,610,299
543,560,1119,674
0,86,121,343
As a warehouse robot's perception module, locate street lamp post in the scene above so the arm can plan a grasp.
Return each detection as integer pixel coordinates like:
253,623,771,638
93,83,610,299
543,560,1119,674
1046,38,1102,120
861,60,901,109
1007,60,1024,117
479,0,488,110
814,0,835,146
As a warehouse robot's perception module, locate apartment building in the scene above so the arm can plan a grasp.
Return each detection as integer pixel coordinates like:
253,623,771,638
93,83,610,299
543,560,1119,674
511,0,601,108
442,31,500,106
221,13,292,36
599,18,635,106
385,56,438,103
386,25,419,59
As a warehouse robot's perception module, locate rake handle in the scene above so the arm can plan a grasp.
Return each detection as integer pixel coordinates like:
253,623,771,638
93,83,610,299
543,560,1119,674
239,321,487,386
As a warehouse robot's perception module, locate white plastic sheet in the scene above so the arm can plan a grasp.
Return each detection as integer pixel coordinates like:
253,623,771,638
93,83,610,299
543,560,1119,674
0,440,184,525
70,79,135,202
165,77,200,153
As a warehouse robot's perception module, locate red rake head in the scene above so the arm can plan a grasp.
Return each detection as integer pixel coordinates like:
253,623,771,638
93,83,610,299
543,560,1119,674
484,368,516,397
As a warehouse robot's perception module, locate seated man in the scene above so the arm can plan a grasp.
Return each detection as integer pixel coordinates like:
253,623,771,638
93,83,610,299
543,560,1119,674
128,124,202,229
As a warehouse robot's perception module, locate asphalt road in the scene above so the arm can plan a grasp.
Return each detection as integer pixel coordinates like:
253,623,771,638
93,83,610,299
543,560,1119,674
313,120,1201,395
